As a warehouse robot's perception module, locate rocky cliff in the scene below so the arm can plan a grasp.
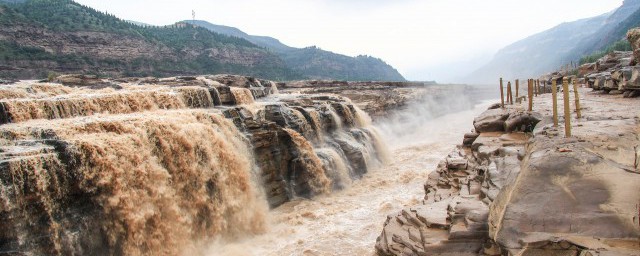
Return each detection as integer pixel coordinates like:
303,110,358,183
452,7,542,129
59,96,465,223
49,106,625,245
376,90,640,255
0,74,389,255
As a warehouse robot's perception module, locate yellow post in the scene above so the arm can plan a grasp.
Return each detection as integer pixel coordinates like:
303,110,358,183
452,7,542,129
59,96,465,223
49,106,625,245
552,79,558,127
528,79,533,111
573,81,581,119
507,81,513,104
515,79,519,99
500,78,504,108
563,77,571,137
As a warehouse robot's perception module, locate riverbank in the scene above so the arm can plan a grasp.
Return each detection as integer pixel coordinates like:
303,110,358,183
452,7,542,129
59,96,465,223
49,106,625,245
376,86,640,255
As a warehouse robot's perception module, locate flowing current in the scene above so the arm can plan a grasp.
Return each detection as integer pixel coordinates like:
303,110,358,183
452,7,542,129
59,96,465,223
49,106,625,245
0,80,495,255
203,89,495,256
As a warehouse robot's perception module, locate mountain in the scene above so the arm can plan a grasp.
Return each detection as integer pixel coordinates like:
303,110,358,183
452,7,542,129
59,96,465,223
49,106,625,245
0,0,300,80
0,0,404,81
184,20,406,81
468,0,640,83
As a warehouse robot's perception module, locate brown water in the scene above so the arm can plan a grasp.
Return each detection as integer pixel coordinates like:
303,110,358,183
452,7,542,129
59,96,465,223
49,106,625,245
201,101,492,256
2,110,269,255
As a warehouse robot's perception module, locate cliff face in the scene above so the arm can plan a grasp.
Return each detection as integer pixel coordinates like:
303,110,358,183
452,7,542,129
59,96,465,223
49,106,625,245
0,74,389,255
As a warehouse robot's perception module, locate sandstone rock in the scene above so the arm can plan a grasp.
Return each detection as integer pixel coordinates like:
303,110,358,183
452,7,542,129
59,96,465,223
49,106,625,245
54,74,121,89
488,133,640,254
504,111,542,132
487,103,502,110
627,28,640,65
463,133,480,146
473,109,509,133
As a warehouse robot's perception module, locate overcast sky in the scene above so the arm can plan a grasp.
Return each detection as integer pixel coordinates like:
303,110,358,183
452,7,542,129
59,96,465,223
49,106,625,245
75,0,623,82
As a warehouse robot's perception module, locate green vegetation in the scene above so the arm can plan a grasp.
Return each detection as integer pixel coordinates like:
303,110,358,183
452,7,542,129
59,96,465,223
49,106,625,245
579,39,632,64
282,47,405,81
0,0,302,80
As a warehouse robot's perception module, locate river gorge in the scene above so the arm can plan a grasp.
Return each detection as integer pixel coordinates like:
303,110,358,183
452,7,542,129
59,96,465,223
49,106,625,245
0,74,493,255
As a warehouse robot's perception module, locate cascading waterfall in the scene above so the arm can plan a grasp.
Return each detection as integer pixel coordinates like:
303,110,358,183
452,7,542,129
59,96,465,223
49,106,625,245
315,147,352,189
0,77,392,255
230,87,255,105
0,86,214,124
1,110,268,255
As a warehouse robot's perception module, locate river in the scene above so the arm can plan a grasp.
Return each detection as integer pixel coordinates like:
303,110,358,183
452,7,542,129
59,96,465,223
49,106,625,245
203,86,495,256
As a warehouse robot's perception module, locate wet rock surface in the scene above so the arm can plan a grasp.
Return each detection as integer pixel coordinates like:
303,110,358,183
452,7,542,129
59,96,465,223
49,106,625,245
376,90,640,255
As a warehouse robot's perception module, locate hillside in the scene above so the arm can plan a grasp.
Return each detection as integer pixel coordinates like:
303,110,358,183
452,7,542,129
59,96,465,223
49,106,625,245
468,0,640,83
185,20,406,81
0,0,300,80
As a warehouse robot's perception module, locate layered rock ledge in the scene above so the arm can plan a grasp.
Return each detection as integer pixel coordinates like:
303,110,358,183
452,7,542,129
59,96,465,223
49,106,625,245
280,80,492,118
376,88,640,255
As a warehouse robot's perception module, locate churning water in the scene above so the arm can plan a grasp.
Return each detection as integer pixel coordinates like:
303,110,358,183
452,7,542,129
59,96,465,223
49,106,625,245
202,85,496,256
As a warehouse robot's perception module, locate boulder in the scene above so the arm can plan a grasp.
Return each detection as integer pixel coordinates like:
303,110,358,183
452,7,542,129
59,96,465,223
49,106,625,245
627,66,640,89
463,133,480,146
488,134,640,254
473,109,509,133
504,111,542,132
627,28,640,65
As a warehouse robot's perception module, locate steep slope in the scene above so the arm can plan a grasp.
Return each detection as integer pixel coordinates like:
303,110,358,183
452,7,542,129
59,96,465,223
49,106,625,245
185,20,406,81
468,0,640,83
0,0,299,80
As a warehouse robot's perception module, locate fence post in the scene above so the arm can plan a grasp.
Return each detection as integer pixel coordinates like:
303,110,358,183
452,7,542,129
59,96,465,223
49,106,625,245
528,79,533,111
563,77,572,137
500,78,504,108
507,81,513,104
515,79,519,99
573,80,582,118
552,79,558,127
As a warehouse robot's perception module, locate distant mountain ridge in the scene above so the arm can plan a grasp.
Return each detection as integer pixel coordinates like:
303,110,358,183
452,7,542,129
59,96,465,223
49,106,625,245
468,0,640,83
0,0,404,81
184,20,406,81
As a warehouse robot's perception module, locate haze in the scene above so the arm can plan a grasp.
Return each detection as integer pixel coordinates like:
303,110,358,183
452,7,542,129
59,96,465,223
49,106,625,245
75,0,622,83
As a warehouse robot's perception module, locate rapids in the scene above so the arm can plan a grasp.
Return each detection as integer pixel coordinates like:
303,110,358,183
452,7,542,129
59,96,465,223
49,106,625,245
202,96,495,256
0,76,495,255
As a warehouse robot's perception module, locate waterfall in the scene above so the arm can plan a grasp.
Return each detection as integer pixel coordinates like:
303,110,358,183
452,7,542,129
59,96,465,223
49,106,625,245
0,77,392,255
0,87,214,124
1,110,268,255
230,87,255,105
282,128,332,195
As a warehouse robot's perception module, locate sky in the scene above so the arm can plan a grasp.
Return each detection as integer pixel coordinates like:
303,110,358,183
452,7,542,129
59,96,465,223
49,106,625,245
75,0,623,82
